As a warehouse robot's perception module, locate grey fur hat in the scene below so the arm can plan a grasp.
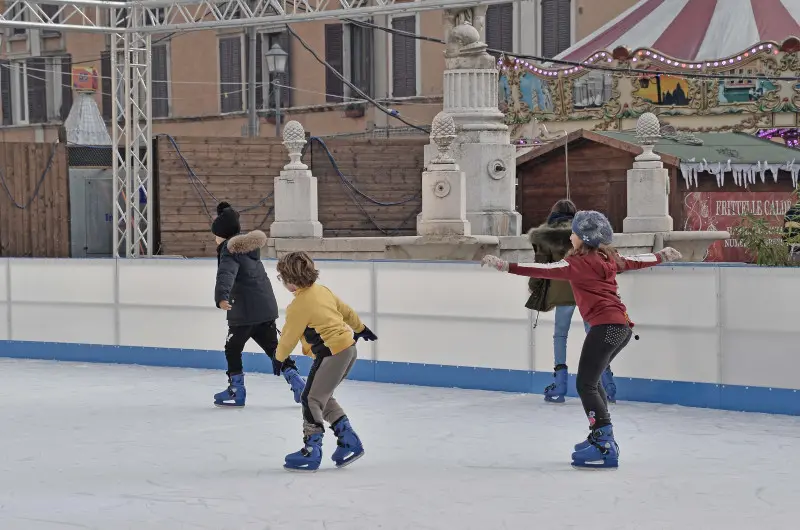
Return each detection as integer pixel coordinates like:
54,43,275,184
571,210,613,248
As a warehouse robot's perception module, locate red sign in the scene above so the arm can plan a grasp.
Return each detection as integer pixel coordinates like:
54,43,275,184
683,191,795,262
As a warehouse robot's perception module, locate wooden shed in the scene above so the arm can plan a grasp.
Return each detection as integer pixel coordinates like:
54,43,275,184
516,129,800,261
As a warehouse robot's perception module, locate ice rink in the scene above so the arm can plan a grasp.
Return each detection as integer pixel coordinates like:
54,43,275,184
2,358,798,530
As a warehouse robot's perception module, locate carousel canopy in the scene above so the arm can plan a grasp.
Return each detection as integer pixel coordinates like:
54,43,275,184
557,0,800,63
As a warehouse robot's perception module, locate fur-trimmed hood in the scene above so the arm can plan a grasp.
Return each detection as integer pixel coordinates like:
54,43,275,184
226,230,268,254
528,220,573,260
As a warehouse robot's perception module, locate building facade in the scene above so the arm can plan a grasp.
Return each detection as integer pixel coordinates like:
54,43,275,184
0,0,637,142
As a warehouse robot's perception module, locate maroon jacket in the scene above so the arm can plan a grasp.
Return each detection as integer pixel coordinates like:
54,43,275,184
508,252,662,327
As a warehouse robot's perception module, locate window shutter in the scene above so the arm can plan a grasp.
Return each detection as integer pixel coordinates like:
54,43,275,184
556,0,571,57
391,16,416,97
151,44,169,118
325,24,344,102
60,55,72,121
101,52,111,120
244,33,263,110
542,0,570,58
1,61,12,125
27,58,48,124
219,36,243,113
350,23,373,98
276,30,292,107
486,4,513,58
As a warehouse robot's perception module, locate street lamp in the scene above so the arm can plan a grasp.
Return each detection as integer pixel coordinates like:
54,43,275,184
265,43,289,137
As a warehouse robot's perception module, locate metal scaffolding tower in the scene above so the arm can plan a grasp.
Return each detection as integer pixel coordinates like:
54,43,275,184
0,0,514,257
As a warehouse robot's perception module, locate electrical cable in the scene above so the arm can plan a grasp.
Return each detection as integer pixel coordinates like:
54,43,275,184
285,24,430,133
302,135,420,235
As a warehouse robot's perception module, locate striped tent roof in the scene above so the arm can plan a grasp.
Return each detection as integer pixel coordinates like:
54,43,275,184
557,0,800,63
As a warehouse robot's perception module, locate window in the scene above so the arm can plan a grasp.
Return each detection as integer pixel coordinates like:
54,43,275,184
541,0,571,58
101,44,169,120
324,22,373,102
151,44,170,118
485,4,513,58
391,16,416,98
0,56,72,126
324,24,344,102
219,35,244,114
349,22,373,99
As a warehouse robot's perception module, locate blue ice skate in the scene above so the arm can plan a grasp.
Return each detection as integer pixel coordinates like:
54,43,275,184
214,373,246,407
602,367,617,404
544,365,568,403
330,416,365,468
283,367,305,404
571,424,619,469
284,433,323,472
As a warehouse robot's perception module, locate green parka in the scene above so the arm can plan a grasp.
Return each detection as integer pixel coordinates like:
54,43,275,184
524,219,577,312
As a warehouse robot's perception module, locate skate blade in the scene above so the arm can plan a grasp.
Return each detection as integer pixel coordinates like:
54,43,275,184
283,465,319,473
571,460,618,470
213,402,245,408
544,396,566,403
335,450,365,469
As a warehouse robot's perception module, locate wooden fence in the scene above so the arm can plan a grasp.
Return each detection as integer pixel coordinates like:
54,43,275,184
0,142,70,257
157,136,426,257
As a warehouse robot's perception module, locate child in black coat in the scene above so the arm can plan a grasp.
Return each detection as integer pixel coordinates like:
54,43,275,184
212,202,305,407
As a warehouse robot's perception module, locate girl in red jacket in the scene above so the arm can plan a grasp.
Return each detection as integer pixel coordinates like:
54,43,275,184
482,210,682,469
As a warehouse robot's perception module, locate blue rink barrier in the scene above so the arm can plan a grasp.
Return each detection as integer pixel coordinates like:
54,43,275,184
2,339,799,417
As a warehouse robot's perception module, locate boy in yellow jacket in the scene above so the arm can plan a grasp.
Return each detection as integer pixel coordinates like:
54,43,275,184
275,251,377,472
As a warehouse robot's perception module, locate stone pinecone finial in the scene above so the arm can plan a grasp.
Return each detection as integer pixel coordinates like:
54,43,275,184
282,120,308,170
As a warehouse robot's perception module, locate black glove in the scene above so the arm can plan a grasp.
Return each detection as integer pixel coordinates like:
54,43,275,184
354,325,378,342
270,355,282,376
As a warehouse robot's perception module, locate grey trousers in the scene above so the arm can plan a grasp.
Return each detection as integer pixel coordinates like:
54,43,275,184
301,344,358,436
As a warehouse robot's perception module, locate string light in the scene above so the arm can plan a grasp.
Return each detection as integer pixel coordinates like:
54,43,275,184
498,41,779,77
757,128,800,148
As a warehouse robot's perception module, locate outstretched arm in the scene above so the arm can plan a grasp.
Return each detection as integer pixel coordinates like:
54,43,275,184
622,247,682,271
482,255,589,281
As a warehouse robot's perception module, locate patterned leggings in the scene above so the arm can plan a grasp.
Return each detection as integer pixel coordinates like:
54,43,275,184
576,324,632,429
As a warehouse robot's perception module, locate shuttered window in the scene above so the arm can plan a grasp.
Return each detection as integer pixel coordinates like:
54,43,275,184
350,23,373,98
101,51,112,120
60,56,72,121
266,31,292,108
152,44,169,118
219,36,243,113
485,4,513,58
27,58,48,124
325,24,344,102
391,16,416,97
541,0,571,58
1,61,12,125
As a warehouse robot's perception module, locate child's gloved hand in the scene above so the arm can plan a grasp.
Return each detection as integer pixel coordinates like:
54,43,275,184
354,325,378,342
271,357,283,376
657,247,683,262
481,254,509,272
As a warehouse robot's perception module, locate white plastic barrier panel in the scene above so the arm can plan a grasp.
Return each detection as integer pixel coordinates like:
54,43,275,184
2,257,800,408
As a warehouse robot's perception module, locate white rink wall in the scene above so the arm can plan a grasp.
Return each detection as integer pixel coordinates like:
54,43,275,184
1,258,799,415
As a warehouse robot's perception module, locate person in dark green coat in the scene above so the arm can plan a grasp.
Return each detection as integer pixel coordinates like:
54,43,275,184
525,199,617,403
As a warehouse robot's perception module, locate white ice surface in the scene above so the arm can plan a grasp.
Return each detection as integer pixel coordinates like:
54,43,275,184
1,359,799,530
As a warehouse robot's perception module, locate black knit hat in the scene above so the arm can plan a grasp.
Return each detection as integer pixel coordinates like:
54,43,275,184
211,201,241,239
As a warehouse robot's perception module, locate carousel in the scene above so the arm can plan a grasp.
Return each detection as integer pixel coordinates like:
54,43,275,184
500,0,800,154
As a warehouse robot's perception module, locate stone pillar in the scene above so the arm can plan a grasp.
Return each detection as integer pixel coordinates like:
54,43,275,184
623,113,673,233
269,121,323,238
417,112,471,236
425,10,520,237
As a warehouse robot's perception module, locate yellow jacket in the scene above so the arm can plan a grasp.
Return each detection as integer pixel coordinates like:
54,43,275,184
276,283,366,362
